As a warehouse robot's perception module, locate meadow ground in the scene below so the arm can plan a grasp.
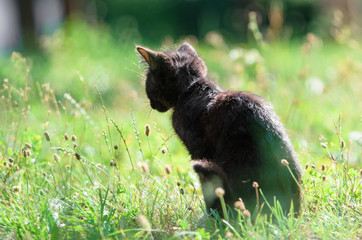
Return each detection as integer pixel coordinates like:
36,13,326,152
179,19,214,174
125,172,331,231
0,22,361,239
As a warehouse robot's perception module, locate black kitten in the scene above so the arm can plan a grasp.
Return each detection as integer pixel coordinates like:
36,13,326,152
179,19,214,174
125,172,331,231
137,42,302,216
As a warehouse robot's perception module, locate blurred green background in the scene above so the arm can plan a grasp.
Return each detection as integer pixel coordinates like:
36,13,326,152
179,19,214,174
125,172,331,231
1,0,362,50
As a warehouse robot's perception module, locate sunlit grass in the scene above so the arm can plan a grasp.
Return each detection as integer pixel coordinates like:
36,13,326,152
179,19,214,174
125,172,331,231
0,21,361,239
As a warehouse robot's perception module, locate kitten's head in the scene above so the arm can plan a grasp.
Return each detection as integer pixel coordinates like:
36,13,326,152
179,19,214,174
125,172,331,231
136,42,207,112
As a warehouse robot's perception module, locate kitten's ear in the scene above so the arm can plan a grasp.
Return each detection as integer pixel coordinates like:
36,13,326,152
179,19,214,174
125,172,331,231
178,42,198,56
136,46,167,70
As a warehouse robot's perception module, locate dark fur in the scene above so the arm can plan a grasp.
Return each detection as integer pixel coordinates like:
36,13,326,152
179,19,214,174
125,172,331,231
137,42,302,215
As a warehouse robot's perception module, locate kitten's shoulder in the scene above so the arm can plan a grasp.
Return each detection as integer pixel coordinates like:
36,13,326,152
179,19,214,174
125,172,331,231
212,91,265,108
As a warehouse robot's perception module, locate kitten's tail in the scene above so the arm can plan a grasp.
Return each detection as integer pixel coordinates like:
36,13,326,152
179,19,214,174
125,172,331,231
192,160,233,213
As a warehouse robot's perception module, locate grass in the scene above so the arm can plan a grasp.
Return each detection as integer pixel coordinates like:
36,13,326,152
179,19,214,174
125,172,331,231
0,21,361,239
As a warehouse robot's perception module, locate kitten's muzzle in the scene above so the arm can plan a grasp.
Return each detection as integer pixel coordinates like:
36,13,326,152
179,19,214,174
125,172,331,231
150,101,169,112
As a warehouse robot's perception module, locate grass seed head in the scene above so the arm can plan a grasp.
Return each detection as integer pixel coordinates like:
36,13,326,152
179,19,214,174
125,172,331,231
73,143,77,148
321,164,326,171
25,142,32,149
8,162,13,168
252,181,259,188
161,147,167,154
22,149,27,158
8,157,14,163
110,160,116,167
305,163,310,169
242,209,251,218
165,165,172,174
322,175,327,181
137,215,151,231
215,187,225,198
225,232,234,238
180,188,184,195
63,133,69,141
25,150,31,157
144,124,150,136
114,145,118,150
71,135,77,141
12,186,20,192
234,198,246,211
44,131,51,141
340,140,345,148
320,142,327,148
54,153,60,162
281,159,289,166
141,162,149,173
14,164,19,171
75,153,81,160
